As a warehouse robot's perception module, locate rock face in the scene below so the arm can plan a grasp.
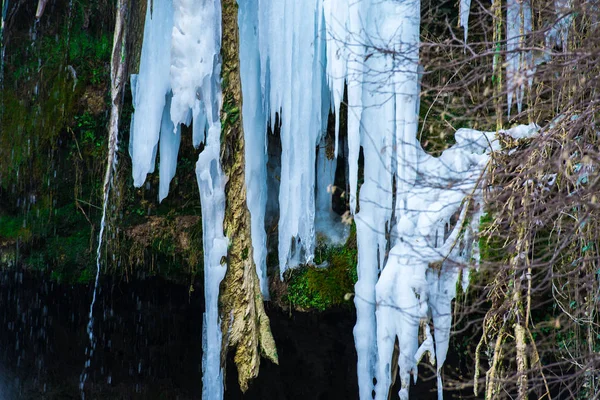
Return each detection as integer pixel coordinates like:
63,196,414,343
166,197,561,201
218,0,278,392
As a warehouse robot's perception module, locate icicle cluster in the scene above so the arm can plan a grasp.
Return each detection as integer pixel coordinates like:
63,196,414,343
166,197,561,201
129,0,226,398
546,0,573,50
506,0,532,116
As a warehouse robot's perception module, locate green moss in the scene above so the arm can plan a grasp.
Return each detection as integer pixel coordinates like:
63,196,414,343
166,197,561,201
0,214,29,241
284,224,358,311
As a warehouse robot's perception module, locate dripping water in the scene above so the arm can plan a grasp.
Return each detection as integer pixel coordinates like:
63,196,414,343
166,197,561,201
79,1,128,397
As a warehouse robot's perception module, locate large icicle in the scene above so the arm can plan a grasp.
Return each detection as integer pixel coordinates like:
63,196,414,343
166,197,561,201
506,0,532,115
158,92,181,202
196,125,227,400
345,0,365,214
323,0,348,156
257,0,326,275
170,0,219,129
129,0,173,186
459,0,472,43
239,0,269,297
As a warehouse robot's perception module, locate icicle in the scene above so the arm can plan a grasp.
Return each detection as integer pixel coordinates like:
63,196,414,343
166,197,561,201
393,0,420,212
130,0,173,187
315,137,349,245
197,125,227,400
35,0,48,19
506,0,532,116
345,0,365,214
555,0,572,49
239,0,269,297
256,0,325,275
170,0,219,129
158,92,181,202
323,0,348,156
459,0,472,43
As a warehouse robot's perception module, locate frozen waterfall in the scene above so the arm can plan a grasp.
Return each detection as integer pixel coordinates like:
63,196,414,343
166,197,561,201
129,0,540,399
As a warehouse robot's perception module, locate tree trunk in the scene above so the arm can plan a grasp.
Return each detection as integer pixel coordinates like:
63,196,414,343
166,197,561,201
219,0,278,393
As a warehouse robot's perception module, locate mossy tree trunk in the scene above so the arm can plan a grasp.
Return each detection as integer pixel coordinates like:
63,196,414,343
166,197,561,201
219,0,278,392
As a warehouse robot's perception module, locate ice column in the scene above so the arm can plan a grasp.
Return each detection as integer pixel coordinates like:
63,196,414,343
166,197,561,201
257,0,326,275
323,0,349,155
506,0,532,115
239,0,269,297
170,0,219,130
131,0,226,398
130,0,173,187
459,0,472,42
158,93,181,202
197,123,228,400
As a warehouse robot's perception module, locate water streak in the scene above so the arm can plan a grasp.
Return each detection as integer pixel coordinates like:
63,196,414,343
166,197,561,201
79,1,129,397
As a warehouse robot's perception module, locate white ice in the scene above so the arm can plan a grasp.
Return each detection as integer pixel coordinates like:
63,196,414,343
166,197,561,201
130,0,173,187
546,0,572,50
256,0,326,275
197,125,228,400
460,0,472,43
130,1,541,399
506,0,532,116
170,0,219,129
158,93,181,202
239,0,270,297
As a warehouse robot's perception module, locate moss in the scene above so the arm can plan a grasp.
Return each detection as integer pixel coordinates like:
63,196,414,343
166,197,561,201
284,223,358,311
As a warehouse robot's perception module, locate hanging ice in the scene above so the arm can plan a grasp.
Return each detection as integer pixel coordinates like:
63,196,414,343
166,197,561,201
315,137,348,245
239,0,269,297
158,93,181,202
506,0,532,115
130,0,226,399
545,0,572,50
170,0,219,130
130,0,173,187
197,124,227,400
256,0,327,275
459,0,472,43
129,0,540,399
323,0,348,155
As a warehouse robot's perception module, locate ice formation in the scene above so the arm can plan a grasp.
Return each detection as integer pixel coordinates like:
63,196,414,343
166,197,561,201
239,0,269,296
459,0,472,42
129,0,225,398
129,0,173,187
129,0,540,399
506,0,532,116
546,0,572,50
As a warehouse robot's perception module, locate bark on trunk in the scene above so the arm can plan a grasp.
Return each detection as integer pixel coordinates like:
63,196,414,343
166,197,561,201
219,0,278,393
